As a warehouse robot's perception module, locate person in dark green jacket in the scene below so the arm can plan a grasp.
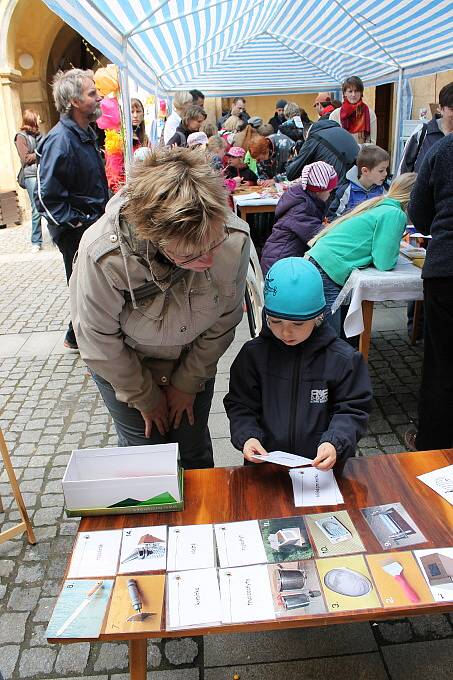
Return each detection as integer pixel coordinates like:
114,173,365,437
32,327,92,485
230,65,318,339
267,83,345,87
306,173,417,334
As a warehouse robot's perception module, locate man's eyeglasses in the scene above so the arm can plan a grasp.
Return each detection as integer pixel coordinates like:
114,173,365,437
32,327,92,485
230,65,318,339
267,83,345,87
161,226,229,265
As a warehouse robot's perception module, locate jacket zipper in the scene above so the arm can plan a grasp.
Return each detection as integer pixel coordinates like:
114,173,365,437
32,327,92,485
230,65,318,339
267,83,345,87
288,352,303,452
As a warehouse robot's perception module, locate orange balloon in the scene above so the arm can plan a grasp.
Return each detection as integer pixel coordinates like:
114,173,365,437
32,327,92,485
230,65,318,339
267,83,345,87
94,64,119,96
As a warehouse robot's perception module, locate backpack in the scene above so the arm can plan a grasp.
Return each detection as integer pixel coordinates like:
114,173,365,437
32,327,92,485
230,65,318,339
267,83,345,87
403,124,428,173
14,132,37,189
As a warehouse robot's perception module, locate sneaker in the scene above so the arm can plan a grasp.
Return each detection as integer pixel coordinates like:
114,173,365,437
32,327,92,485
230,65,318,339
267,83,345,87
31,244,41,253
404,427,418,451
63,338,79,350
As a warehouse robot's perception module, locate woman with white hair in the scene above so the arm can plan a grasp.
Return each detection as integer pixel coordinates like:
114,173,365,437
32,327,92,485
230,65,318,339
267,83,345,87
162,91,193,144
70,147,250,469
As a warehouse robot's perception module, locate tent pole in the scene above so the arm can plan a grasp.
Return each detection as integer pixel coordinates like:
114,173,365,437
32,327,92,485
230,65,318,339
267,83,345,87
391,67,404,175
118,38,133,174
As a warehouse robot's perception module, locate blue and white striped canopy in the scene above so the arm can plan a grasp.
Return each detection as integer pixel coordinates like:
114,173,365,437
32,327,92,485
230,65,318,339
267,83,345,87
43,0,453,94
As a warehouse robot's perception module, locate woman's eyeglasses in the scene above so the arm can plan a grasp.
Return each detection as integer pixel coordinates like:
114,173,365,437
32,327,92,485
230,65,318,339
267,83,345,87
161,226,229,265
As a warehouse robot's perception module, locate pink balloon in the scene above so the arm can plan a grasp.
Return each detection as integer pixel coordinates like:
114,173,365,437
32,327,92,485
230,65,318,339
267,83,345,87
97,97,121,130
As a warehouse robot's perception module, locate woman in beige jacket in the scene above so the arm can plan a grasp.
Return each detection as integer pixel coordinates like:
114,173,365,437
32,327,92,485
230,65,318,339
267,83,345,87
70,147,250,468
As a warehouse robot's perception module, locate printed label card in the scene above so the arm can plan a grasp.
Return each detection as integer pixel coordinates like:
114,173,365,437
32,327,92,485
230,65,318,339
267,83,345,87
289,468,344,507
366,551,434,607
361,503,426,550
258,516,313,563
267,560,326,617
414,548,453,602
417,465,453,506
104,574,165,634
46,579,114,639
67,530,122,578
316,554,381,612
305,510,365,557
167,524,216,571
166,568,222,629
119,526,167,574
219,564,275,623
215,520,267,568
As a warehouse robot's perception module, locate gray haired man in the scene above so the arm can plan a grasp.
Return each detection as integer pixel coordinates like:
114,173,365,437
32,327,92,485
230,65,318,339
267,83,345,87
35,68,108,349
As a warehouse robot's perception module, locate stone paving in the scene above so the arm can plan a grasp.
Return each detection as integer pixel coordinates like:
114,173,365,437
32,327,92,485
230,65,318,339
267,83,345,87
0,223,452,680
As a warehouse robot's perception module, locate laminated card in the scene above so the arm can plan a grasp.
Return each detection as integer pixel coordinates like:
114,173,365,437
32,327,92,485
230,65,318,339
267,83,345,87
166,567,222,629
219,565,275,623
305,510,365,557
119,526,167,574
67,530,122,578
215,520,268,568
167,524,215,571
259,516,313,563
46,579,114,639
414,548,453,602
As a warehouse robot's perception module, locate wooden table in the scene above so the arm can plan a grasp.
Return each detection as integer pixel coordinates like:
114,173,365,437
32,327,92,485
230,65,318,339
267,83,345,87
232,190,279,221
50,450,453,679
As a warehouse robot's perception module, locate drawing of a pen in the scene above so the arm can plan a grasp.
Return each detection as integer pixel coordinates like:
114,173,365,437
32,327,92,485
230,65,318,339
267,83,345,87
56,580,103,636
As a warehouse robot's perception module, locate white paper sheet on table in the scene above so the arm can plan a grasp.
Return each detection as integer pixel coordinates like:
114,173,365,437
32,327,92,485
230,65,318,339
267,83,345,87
214,520,268,567
67,530,122,578
251,450,314,467
289,468,344,507
417,464,453,506
219,565,275,623
166,567,222,629
118,525,167,574
167,524,216,571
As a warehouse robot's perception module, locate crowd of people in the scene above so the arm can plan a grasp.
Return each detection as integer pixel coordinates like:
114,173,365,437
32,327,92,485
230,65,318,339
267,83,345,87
13,66,453,467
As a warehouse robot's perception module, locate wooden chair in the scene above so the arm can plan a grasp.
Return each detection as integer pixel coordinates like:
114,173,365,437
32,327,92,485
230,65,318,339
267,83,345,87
0,427,36,545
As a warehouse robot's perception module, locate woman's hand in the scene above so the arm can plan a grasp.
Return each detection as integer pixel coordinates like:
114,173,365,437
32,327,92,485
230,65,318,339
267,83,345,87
313,442,337,470
243,438,268,463
140,391,169,437
258,179,275,187
166,385,196,429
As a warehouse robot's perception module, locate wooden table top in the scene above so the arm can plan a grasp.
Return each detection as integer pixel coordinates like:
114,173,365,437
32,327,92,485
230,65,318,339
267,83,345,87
62,450,453,641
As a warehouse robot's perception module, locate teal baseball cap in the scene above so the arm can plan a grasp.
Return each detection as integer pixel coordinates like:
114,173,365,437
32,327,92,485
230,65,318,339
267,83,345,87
264,257,326,321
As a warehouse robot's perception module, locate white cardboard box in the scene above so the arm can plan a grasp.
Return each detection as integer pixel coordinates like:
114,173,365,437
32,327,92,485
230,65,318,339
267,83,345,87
62,443,182,515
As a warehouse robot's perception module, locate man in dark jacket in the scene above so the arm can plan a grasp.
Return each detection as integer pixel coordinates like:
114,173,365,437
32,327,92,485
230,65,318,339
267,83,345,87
406,134,453,451
286,119,359,183
224,257,372,467
268,99,287,133
35,68,108,349
398,82,453,174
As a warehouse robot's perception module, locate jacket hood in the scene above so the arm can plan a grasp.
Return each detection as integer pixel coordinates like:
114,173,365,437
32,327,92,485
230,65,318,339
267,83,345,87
274,183,325,219
260,316,338,356
308,119,341,135
345,165,381,191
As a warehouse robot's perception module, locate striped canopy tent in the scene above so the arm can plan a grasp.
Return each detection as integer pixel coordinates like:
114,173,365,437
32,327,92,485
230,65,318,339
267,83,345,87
42,0,453,164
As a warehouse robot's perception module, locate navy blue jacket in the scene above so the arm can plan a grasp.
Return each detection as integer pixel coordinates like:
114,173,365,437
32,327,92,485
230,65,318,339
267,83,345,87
224,322,372,462
408,134,453,279
35,116,108,243
260,184,326,275
286,119,359,183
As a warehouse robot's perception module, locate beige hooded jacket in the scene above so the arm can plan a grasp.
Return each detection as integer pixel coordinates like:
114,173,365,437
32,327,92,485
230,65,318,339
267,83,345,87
69,191,250,412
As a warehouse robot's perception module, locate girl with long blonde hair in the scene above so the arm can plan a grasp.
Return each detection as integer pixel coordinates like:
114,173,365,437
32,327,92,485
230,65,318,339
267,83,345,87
306,172,417,334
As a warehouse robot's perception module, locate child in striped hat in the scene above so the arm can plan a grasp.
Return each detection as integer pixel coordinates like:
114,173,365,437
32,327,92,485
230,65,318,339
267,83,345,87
260,161,337,275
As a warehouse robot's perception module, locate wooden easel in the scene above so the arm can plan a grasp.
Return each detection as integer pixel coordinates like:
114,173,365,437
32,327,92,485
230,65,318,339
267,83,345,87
0,427,36,545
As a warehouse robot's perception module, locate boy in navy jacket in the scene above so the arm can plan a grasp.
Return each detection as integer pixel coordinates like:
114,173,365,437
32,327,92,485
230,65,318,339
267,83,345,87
224,258,372,470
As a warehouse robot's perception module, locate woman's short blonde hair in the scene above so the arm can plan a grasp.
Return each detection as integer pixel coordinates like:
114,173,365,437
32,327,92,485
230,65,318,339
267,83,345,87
284,102,301,119
173,91,193,115
222,115,241,131
123,147,229,246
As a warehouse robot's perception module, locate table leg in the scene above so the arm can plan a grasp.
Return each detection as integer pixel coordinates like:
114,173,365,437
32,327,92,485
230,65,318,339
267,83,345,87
129,639,147,680
358,300,374,362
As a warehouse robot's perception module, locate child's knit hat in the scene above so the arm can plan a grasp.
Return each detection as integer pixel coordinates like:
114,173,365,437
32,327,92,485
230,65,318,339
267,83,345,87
264,257,326,321
187,131,208,147
299,161,338,192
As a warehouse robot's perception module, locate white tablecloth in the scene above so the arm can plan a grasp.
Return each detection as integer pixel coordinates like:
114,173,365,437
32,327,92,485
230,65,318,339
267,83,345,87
233,195,279,210
331,256,423,337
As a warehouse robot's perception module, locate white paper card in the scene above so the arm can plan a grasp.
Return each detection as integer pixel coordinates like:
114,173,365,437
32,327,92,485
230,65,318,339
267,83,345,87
67,530,122,578
414,548,453,602
289,468,344,507
119,525,167,574
167,567,222,629
215,520,267,568
167,524,215,571
417,465,453,506
219,565,276,623
251,450,313,467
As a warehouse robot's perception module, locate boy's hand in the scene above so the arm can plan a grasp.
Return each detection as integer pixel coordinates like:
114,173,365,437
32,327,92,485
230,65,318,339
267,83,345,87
243,438,268,463
313,442,337,470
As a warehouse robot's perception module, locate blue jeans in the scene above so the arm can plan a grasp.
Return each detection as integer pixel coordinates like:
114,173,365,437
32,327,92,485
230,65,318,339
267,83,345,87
91,371,215,470
24,176,42,246
309,259,342,335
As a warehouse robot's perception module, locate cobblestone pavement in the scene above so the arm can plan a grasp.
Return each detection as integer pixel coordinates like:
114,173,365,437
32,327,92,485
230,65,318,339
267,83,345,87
0,224,452,679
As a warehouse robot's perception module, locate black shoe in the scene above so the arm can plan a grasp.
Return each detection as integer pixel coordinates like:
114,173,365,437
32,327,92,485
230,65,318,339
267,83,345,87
63,338,79,350
404,427,418,451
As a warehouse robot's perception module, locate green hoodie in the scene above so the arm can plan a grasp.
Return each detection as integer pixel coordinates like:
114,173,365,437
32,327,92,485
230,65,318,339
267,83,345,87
308,198,407,286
